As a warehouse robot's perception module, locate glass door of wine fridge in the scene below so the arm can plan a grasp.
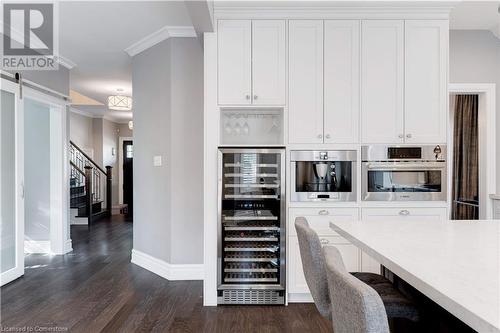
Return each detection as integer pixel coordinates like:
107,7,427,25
217,148,286,305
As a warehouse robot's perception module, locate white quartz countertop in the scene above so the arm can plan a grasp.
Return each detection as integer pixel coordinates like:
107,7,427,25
329,219,500,333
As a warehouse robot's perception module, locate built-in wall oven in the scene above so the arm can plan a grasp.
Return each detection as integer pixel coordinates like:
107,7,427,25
217,148,286,305
361,145,447,201
291,150,357,202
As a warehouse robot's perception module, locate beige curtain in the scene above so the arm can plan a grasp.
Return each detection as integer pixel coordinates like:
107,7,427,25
452,95,479,220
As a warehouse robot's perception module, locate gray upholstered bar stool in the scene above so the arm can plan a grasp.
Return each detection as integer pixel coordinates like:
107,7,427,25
323,245,390,333
294,217,420,324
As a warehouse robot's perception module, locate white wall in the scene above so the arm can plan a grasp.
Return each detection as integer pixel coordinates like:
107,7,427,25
449,30,500,193
102,118,120,206
24,99,51,242
132,37,204,265
69,112,94,154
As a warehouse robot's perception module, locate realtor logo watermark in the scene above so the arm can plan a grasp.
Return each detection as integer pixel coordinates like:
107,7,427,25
1,2,59,70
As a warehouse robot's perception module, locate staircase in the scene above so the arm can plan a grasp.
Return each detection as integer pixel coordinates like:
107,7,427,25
70,141,112,226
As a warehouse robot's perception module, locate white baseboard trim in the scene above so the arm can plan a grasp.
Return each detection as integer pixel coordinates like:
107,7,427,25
288,293,314,303
131,249,203,281
24,240,51,254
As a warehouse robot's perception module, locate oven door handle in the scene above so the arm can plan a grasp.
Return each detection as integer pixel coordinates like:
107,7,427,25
364,162,445,170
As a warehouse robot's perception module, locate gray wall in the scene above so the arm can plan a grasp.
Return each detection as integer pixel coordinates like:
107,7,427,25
169,38,204,264
69,112,94,153
132,37,203,264
24,99,51,241
132,39,172,263
449,30,500,192
102,119,119,205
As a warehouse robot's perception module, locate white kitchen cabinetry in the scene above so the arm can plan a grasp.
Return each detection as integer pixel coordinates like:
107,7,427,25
324,20,360,144
360,207,448,273
252,20,286,105
404,20,448,144
217,20,252,105
288,207,360,295
361,20,404,144
288,20,324,144
217,20,285,106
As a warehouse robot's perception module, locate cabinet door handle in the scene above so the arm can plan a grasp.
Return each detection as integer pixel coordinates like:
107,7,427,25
320,238,330,245
406,133,412,139
318,210,329,215
399,209,410,216
245,95,250,100
325,134,331,139
317,134,323,139
253,95,258,100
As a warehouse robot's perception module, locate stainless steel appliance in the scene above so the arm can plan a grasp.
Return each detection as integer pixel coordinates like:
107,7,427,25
361,145,447,201
217,148,285,305
291,150,357,202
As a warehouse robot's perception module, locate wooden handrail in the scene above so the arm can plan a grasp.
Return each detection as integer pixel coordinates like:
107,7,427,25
70,160,85,177
70,140,107,174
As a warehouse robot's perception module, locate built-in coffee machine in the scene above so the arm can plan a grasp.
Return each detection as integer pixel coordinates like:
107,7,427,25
290,150,357,202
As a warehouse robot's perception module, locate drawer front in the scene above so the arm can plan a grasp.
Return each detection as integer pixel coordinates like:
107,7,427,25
289,207,359,236
361,207,447,222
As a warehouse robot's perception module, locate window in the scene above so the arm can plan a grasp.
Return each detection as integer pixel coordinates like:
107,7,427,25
126,145,133,158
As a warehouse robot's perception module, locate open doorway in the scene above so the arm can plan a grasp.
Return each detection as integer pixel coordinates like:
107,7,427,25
119,137,133,220
449,84,496,220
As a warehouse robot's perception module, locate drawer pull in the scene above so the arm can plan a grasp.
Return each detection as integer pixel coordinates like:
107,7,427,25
318,210,329,216
399,209,410,216
320,238,330,245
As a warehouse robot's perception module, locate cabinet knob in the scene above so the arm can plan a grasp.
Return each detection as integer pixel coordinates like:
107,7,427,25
325,134,331,139
317,134,323,139
398,134,404,139
399,209,410,216
406,133,412,139
320,238,330,245
253,95,258,100
245,95,250,100
318,210,329,215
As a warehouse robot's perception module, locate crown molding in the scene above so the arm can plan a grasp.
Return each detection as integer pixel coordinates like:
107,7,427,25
125,25,197,57
213,3,456,20
57,56,77,70
69,107,131,124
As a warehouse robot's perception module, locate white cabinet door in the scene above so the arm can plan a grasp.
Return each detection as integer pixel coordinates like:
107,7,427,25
404,20,448,144
361,20,404,144
289,236,359,294
288,20,324,144
361,251,381,274
361,207,448,222
252,20,286,106
217,20,252,105
324,20,360,144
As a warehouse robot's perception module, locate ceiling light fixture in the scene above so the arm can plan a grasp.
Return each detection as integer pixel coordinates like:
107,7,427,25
108,89,132,111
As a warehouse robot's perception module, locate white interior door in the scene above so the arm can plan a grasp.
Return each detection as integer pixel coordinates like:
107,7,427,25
1,79,24,286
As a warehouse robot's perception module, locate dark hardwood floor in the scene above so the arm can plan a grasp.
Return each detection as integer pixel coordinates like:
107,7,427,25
1,216,331,333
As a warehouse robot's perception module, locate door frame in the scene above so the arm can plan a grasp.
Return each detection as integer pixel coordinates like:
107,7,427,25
118,136,133,205
0,79,24,286
448,83,496,219
23,86,72,254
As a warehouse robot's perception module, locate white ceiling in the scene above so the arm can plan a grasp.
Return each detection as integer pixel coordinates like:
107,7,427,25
60,1,196,122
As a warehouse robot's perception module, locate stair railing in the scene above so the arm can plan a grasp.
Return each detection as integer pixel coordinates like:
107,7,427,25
69,141,112,225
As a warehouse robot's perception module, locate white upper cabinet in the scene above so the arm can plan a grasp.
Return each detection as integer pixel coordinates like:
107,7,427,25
252,20,286,105
217,20,252,105
217,20,285,106
324,20,360,143
404,20,448,143
288,20,324,144
361,20,404,144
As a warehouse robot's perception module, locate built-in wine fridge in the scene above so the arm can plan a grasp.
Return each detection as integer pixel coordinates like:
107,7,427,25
217,148,286,305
